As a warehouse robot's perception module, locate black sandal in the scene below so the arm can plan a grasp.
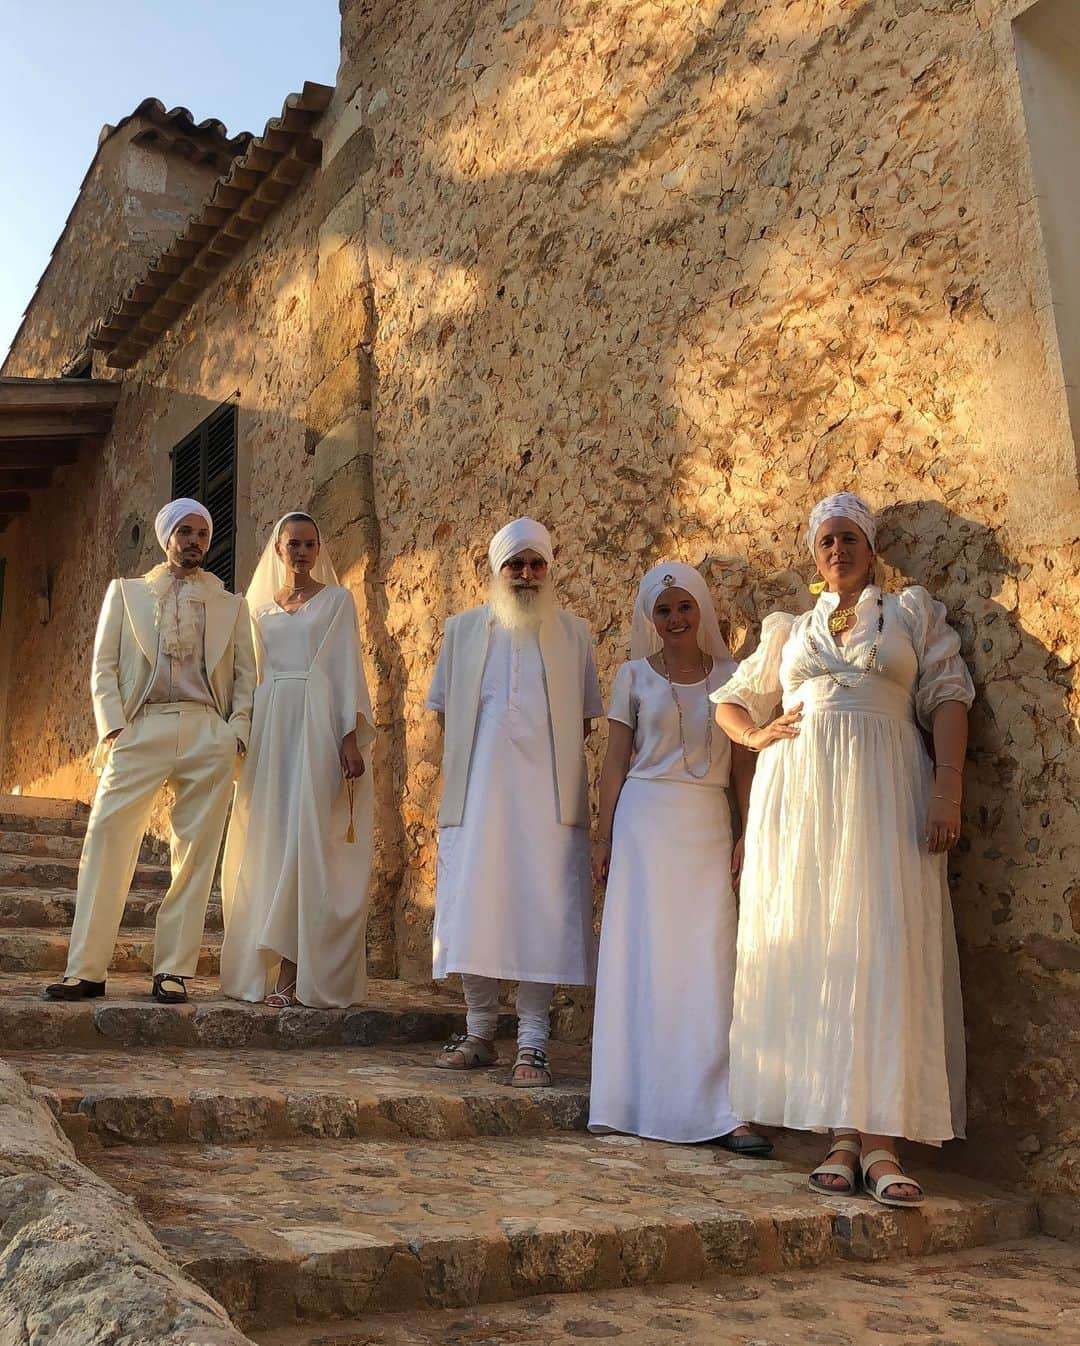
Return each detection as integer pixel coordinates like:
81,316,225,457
151,973,189,1003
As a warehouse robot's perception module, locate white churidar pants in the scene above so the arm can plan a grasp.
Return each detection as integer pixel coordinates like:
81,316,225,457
65,703,237,983
461,974,554,1051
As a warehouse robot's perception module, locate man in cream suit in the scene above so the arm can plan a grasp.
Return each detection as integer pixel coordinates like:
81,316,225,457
45,498,256,1003
426,518,602,1086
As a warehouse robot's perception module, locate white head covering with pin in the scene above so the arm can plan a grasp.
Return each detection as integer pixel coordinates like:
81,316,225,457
630,561,732,670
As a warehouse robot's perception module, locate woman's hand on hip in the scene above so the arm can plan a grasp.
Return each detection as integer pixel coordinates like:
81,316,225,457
743,703,802,752
340,742,366,779
926,793,961,853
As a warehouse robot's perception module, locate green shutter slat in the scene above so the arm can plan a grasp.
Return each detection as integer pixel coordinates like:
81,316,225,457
170,402,237,590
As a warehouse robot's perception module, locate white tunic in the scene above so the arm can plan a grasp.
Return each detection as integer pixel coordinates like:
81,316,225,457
220,586,375,1008
712,585,974,1144
427,624,603,985
589,657,742,1142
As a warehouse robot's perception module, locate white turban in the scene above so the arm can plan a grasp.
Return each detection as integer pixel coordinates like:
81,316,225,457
806,492,876,555
155,498,213,553
488,517,554,573
631,561,730,662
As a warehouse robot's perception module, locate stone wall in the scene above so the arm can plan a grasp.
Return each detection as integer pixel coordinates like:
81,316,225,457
2,0,1079,1210
334,0,1080,1207
3,118,225,377
0,1058,253,1345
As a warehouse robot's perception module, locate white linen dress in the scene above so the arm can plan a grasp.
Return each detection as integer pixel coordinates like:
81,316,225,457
426,625,603,985
589,655,743,1142
220,585,375,1008
712,585,974,1144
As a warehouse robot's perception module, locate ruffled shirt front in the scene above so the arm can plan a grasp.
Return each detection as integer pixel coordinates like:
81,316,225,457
711,585,974,729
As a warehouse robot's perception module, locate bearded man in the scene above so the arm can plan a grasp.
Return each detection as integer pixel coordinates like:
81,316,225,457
45,499,256,1004
426,517,602,1085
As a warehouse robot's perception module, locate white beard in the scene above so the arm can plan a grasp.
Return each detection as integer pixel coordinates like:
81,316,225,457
489,577,555,633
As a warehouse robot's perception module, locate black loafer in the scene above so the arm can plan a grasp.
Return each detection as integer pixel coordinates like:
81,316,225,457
711,1128,774,1156
44,977,106,1001
151,973,189,1004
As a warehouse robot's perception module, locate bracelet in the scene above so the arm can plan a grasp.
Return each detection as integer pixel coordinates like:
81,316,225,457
741,726,759,752
931,794,961,805
936,764,963,775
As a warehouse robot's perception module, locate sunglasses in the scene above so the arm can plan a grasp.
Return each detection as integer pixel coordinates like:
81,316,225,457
502,557,549,575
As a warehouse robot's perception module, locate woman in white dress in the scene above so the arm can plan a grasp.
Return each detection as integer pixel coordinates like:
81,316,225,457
220,513,374,1009
588,561,770,1152
712,493,974,1206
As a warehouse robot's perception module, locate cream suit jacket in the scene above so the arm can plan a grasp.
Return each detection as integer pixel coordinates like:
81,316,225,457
90,574,257,764
436,605,595,830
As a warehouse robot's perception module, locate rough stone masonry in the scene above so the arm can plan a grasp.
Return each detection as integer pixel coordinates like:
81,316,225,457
0,0,1077,1223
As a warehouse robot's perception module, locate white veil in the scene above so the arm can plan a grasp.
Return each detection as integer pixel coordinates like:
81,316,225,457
630,560,733,673
243,513,340,612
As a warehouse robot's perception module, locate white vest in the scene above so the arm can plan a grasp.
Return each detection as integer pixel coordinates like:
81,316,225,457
437,605,593,829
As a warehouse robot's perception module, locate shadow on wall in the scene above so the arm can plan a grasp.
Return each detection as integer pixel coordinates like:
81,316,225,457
877,499,1080,1203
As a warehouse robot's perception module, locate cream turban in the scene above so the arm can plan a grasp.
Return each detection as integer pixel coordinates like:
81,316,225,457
806,492,876,555
154,498,213,553
488,517,554,573
631,561,729,661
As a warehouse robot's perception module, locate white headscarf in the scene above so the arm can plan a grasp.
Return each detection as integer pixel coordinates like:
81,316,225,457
154,498,213,553
488,517,554,573
243,513,340,613
630,561,730,663
806,492,877,555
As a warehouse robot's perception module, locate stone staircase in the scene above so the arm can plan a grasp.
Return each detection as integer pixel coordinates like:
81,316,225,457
0,795,1054,1344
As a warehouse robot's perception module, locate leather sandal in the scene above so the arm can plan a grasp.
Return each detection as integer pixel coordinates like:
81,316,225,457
808,1134,861,1195
434,1033,498,1070
510,1046,552,1088
860,1149,925,1207
43,977,106,1001
712,1126,773,1156
151,973,189,1004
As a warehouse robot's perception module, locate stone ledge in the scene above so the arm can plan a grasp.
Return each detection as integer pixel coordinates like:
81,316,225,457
0,1057,253,1345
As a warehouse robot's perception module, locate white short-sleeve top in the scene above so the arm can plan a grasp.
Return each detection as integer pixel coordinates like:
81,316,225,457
608,655,737,788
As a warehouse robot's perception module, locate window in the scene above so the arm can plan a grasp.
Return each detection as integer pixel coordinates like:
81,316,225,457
1013,0,1080,463
171,402,237,589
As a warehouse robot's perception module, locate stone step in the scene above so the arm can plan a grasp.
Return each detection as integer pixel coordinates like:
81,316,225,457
0,927,221,976
0,850,169,891
0,973,477,1052
0,826,161,863
249,1236,1080,1346
0,811,87,836
13,1042,590,1147
86,1133,1036,1331
0,794,87,820
0,887,223,930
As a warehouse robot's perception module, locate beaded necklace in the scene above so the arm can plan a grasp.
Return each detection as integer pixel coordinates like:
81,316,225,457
659,649,714,779
806,593,885,689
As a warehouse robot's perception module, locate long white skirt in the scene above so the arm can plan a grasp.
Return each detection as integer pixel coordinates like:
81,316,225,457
731,693,966,1145
589,777,740,1143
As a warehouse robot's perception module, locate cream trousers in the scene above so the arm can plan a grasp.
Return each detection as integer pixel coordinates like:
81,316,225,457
66,703,237,983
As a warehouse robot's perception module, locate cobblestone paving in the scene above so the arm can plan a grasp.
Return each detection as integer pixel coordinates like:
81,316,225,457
253,1238,1080,1345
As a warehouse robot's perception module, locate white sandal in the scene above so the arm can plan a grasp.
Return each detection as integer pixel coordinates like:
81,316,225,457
860,1149,925,1207
808,1134,861,1196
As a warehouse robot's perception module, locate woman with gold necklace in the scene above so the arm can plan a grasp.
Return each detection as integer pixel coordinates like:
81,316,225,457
588,561,770,1152
713,492,974,1206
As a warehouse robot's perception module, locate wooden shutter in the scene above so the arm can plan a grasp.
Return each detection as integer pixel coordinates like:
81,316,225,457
170,403,237,590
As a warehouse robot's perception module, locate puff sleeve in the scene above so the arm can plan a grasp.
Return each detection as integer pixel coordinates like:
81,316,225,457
709,611,796,726
606,661,637,729
897,586,975,731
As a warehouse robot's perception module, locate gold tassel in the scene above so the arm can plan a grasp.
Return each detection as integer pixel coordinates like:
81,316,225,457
345,778,356,844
